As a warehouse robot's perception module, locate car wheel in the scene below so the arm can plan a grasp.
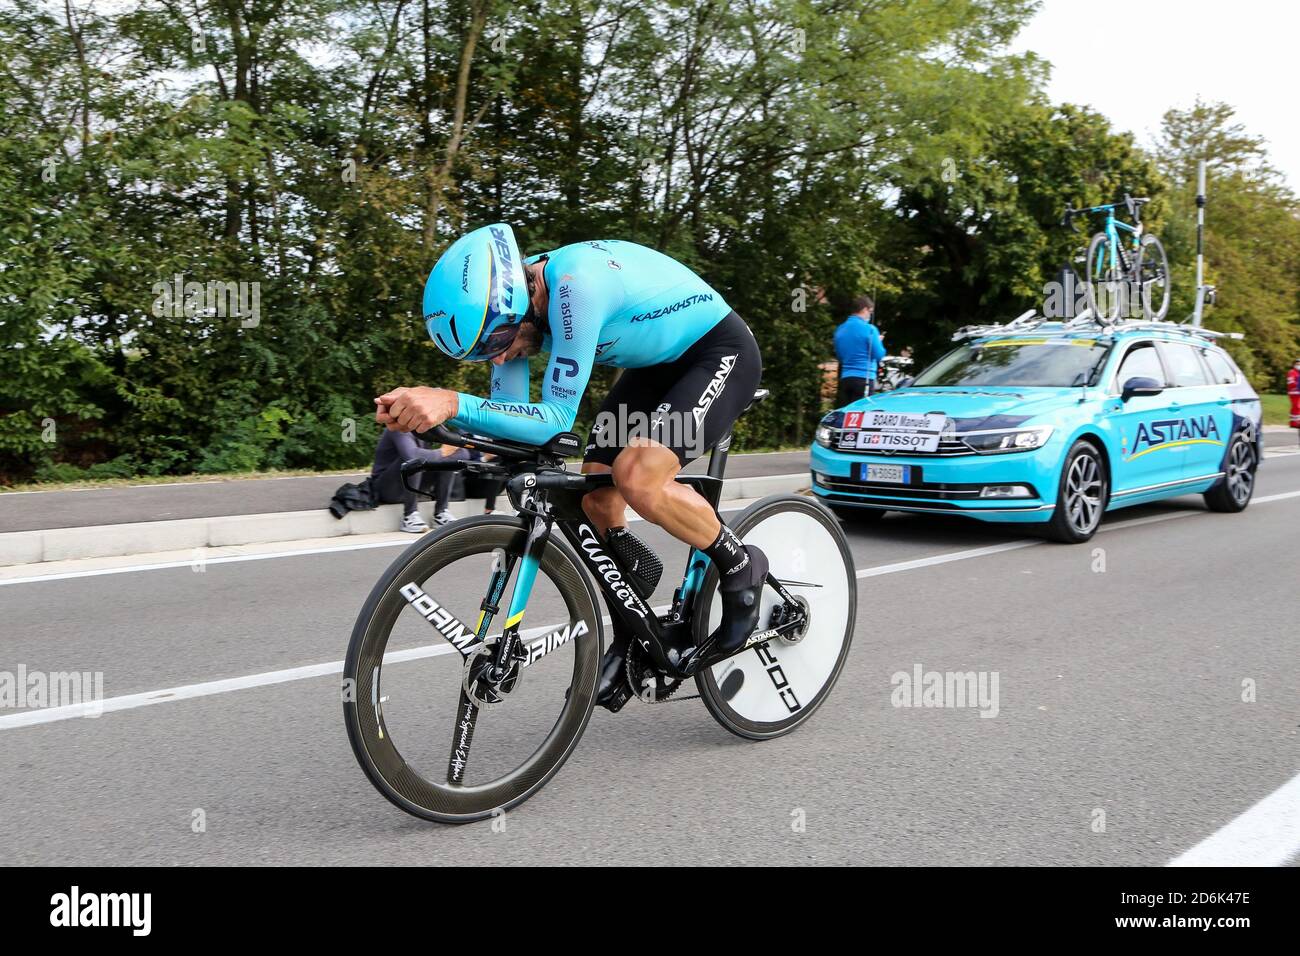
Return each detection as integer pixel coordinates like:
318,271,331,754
1203,433,1256,513
1045,440,1108,543
829,504,886,524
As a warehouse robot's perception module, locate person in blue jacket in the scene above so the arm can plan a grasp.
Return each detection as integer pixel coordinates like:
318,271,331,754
374,224,768,705
833,295,885,405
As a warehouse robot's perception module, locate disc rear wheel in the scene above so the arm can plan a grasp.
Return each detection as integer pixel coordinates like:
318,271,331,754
693,496,856,739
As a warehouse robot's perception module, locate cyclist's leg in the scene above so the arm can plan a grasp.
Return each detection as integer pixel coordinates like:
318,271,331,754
580,367,677,708
611,311,762,548
580,363,678,534
612,312,767,666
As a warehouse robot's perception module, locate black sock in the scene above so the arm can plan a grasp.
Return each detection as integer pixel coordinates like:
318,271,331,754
704,524,750,584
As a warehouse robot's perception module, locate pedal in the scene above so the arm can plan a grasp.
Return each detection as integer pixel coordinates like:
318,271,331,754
597,682,634,713
605,528,663,600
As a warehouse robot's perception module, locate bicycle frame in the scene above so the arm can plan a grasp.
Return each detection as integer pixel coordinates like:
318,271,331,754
1078,201,1144,278
400,427,805,685
497,433,803,680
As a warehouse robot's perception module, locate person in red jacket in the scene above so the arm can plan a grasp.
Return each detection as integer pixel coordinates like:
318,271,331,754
1288,359,1300,441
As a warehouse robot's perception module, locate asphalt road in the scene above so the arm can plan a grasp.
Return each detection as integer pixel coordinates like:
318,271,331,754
1,453,1298,865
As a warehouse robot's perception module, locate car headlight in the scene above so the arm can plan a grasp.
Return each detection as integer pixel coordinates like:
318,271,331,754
815,425,834,448
962,426,1054,454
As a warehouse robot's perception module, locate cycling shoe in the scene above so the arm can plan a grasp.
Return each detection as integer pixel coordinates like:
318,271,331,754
594,618,633,713
677,544,769,674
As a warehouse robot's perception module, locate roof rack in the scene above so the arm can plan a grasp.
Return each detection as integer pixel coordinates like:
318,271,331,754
951,309,1043,341
1103,319,1243,342
952,309,1242,344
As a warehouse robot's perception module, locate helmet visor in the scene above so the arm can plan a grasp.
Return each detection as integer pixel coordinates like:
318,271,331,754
465,319,522,361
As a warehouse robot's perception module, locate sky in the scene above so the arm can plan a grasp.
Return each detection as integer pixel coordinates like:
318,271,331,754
1009,0,1300,190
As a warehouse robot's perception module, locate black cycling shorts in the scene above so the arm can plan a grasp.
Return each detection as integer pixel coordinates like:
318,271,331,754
584,311,763,467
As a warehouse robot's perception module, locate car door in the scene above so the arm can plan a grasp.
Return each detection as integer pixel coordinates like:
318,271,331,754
1106,339,1182,494
1155,340,1225,482
1201,344,1247,469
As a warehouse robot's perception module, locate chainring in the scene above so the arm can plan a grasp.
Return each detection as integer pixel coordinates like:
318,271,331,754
624,640,683,704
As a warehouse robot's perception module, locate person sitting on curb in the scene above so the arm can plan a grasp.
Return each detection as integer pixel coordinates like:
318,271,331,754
369,429,469,532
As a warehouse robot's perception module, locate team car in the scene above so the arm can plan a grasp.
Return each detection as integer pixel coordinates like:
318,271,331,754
810,313,1262,542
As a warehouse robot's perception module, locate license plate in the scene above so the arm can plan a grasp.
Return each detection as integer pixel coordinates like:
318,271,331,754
845,411,946,454
865,464,909,484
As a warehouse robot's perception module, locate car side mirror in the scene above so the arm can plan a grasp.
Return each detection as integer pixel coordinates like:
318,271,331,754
1121,376,1164,401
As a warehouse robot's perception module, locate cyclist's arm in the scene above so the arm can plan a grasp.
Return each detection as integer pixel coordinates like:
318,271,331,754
490,355,530,403
449,273,612,443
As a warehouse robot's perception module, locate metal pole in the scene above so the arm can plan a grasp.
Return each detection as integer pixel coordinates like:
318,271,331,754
1192,160,1207,326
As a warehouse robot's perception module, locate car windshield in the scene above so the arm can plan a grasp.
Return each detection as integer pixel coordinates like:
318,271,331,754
912,338,1111,388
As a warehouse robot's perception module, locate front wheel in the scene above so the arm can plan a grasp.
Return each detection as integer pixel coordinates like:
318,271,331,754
343,516,603,823
693,495,857,739
1083,232,1123,323
1045,440,1109,543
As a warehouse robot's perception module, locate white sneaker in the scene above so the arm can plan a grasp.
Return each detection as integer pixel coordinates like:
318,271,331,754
435,509,456,526
400,512,430,534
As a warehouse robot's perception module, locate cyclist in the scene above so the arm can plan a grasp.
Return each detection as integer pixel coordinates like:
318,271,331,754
375,224,766,703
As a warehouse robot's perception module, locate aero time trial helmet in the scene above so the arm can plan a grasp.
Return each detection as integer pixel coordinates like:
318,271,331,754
423,223,530,361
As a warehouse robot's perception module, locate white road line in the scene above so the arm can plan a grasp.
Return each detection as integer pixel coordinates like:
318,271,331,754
0,617,580,731
1254,489,1300,503
1168,771,1300,867
855,539,1039,578
4,484,1299,732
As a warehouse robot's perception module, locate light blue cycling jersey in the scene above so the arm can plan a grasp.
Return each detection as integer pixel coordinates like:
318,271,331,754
448,240,732,444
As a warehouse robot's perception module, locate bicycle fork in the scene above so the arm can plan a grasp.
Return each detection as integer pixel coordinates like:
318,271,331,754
445,516,549,786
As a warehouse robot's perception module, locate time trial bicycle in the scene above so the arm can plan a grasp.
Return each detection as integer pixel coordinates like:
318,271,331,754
342,389,857,822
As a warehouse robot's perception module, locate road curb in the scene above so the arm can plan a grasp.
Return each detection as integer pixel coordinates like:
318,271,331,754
0,473,810,568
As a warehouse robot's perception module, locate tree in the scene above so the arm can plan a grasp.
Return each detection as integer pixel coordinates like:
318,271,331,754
1155,99,1300,387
